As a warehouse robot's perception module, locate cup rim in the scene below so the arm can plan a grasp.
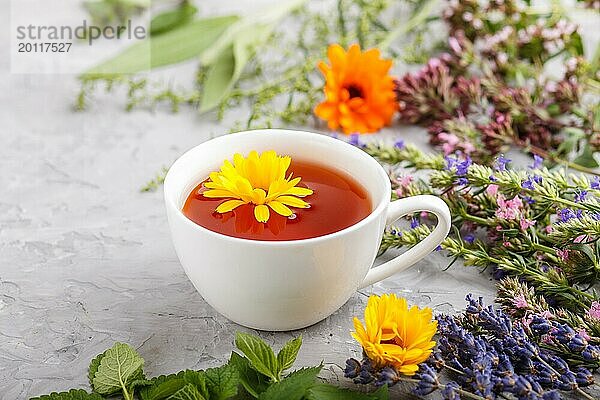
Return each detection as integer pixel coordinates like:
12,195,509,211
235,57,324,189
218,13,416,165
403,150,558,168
164,129,391,246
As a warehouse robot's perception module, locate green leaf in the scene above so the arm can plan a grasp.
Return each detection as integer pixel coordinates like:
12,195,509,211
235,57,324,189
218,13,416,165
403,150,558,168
91,342,145,396
276,336,302,375
229,352,270,398
235,332,279,381
198,0,307,112
168,383,206,400
205,364,239,400
30,389,103,400
139,370,208,400
574,143,599,168
88,351,104,386
257,366,321,400
306,384,387,400
150,3,198,36
83,15,238,76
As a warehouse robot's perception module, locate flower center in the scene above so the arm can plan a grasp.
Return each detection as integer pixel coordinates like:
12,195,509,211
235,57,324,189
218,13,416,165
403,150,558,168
346,84,363,99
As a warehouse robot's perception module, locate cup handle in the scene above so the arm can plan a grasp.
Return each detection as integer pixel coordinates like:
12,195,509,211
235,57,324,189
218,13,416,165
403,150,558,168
359,195,452,289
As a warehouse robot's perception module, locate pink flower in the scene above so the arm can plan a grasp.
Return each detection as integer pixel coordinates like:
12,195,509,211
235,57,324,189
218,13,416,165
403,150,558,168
486,184,499,196
556,249,569,262
587,301,600,321
395,188,404,197
400,175,414,187
520,218,535,230
574,235,588,243
545,225,553,233
578,329,591,341
439,132,460,155
513,294,529,309
503,241,511,247
496,195,523,220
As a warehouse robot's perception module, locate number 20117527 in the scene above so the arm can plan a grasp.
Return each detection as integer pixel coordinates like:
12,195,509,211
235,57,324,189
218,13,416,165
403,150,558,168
17,42,72,53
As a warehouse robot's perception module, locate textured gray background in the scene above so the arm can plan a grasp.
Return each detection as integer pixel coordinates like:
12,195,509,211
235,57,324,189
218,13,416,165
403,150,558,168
1,1,598,399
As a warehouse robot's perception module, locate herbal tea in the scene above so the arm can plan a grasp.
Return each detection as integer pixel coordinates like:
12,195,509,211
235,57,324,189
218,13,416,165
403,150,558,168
183,160,371,241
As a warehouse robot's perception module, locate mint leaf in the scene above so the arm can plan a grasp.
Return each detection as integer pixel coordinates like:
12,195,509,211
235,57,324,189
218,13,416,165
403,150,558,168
276,336,302,374
139,370,208,400
168,383,206,400
229,352,270,397
30,389,103,400
372,385,389,400
307,383,387,400
205,364,239,400
235,332,279,381
257,366,321,400
91,342,144,396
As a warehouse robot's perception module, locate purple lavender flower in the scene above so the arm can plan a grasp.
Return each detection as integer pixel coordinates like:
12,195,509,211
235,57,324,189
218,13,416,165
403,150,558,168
557,208,577,222
494,155,511,171
440,381,461,400
530,154,544,169
574,190,588,203
348,134,363,147
522,178,535,190
411,217,420,228
591,176,600,190
464,233,475,244
413,364,439,395
394,139,405,149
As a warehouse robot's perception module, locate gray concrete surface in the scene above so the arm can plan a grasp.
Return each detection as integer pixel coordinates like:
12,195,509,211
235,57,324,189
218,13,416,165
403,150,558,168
0,1,598,399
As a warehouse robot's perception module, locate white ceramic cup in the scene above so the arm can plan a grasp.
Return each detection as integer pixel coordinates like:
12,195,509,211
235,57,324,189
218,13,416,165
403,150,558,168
164,129,451,331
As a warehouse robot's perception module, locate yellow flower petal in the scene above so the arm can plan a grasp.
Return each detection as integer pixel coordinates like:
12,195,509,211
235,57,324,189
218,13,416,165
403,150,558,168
267,201,293,217
215,199,246,213
277,195,310,208
254,204,270,223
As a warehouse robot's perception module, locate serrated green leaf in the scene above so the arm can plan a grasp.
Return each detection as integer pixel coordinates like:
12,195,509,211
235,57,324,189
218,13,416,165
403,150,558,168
30,389,104,400
150,3,198,36
229,352,270,398
91,342,144,396
83,15,238,76
88,351,104,386
205,364,239,400
168,383,206,400
306,383,385,400
276,336,302,375
235,333,279,381
139,370,208,400
257,366,321,400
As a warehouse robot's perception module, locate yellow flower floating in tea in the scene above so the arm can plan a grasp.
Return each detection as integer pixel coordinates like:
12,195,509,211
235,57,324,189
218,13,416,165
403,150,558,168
352,294,437,376
202,150,314,223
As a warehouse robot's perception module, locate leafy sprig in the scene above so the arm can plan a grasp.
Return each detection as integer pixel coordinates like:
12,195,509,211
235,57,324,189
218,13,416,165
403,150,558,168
31,332,387,400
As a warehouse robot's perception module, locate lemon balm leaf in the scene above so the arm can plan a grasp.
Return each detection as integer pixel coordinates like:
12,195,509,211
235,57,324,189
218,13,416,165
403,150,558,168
91,342,145,396
30,389,104,400
235,332,279,381
168,383,206,400
276,336,302,374
229,352,270,397
150,3,198,36
204,364,239,400
257,366,321,400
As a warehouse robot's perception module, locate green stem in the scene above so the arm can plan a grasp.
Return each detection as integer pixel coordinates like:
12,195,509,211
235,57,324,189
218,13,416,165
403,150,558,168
378,0,439,50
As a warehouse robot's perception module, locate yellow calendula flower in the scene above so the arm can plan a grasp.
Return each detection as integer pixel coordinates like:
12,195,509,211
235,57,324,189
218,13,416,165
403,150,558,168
203,150,313,223
352,294,437,376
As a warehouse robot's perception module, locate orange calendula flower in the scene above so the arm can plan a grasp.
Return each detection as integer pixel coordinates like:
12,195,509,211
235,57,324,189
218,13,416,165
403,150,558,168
202,150,313,223
352,294,437,376
315,43,397,134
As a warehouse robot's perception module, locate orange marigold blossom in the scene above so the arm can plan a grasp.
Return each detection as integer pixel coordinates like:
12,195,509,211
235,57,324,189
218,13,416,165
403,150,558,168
315,43,397,134
352,294,437,376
